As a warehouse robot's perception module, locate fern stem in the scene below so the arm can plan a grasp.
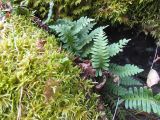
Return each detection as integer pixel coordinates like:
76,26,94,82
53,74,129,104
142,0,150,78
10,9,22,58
112,80,120,120
112,97,120,120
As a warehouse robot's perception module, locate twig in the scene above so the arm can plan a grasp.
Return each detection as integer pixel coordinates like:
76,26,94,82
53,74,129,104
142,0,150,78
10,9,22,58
17,86,23,120
112,78,120,120
95,77,106,90
151,44,158,69
153,56,160,63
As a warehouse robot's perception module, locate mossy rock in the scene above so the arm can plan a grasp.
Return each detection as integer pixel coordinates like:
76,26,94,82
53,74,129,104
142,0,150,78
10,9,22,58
0,15,99,119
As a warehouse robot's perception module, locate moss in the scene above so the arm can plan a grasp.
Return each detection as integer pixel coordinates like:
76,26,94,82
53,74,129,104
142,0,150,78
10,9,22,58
0,15,99,119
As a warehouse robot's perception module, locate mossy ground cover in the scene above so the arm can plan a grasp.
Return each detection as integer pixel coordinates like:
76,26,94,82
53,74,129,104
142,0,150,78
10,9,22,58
0,15,99,119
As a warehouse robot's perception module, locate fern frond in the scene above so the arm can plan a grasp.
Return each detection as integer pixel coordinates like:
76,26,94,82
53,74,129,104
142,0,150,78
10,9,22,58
76,26,107,50
89,26,108,36
75,23,96,50
123,87,160,115
91,30,109,76
49,24,77,52
108,39,130,57
76,26,106,52
120,77,142,86
81,42,93,58
74,16,94,34
109,64,143,77
49,18,74,34
53,19,73,26
50,17,97,55
106,81,128,96
49,24,64,34
78,22,96,35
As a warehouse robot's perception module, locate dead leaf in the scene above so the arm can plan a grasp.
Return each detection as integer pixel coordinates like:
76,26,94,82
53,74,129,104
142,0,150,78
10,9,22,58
113,75,120,83
95,78,106,90
147,69,160,87
74,56,83,63
79,60,90,69
43,79,61,103
44,79,53,103
153,56,160,63
79,60,96,78
0,21,4,30
0,1,2,10
5,11,11,18
36,39,46,52
32,16,50,32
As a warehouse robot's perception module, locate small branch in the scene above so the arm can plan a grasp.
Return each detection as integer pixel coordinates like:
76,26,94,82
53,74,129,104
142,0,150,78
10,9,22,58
112,77,120,120
153,56,160,63
112,97,120,120
95,77,106,90
151,45,158,69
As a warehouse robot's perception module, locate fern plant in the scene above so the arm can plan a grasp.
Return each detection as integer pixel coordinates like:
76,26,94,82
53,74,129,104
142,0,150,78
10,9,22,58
106,63,143,97
50,17,131,76
91,30,109,76
124,87,160,115
50,17,100,56
106,63,160,117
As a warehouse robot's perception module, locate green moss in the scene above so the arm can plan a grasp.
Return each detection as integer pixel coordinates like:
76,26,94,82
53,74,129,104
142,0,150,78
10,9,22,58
0,15,99,119
14,0,160,40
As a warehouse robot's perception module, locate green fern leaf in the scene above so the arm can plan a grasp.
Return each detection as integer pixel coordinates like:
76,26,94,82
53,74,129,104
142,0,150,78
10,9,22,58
106,81,128,96
91,30,109,76
75,23,96,50
109,64,143,77
50,17,98,55
81,42,93,58
76,26,106,51
53,19,73,26
74,16,94,34
76,26,108,57
50,24,77,52
89,26,108,40
108,39,130,57
123,87,160,115
120,77,142,86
